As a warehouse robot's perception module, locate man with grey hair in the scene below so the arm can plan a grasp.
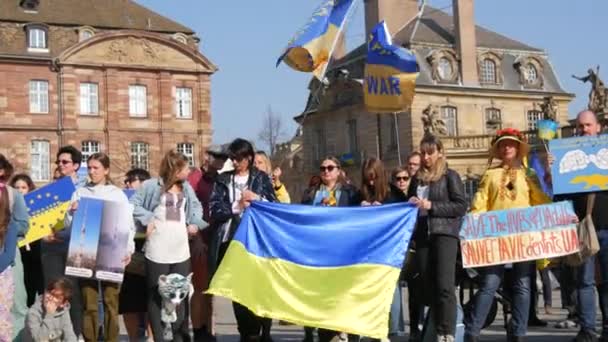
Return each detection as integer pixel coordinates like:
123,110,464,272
549,110,608,342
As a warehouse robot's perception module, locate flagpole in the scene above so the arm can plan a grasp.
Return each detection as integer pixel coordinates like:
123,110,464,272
393,112,402,165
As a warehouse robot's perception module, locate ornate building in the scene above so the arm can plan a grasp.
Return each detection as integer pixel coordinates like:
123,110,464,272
294,0,574,199
0,0,216,182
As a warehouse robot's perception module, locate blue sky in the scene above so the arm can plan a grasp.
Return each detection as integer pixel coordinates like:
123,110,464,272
138,0,607,146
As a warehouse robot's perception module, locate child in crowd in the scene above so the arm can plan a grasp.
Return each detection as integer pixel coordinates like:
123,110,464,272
24,278,77,342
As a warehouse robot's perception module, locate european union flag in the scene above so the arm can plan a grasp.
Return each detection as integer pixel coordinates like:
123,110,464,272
208,201,418,338
19,177,76,247
364,21,419,113
277,0,354,79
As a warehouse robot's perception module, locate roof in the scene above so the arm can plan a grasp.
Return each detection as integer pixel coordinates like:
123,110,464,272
0,0,193,33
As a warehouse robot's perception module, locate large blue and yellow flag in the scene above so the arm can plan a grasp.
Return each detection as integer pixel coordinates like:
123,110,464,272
19,177,75,247
364,21,419,113
277,0,354,79
208,201,418,338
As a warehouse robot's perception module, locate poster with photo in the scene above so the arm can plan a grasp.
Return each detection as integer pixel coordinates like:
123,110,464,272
65,198,103,279
95,200,132,283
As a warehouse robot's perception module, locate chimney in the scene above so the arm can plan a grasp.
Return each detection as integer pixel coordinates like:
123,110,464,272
365,0,419,40
453,0,478,86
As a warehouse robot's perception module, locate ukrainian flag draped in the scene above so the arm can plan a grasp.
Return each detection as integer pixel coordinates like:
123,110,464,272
19,176,76,247
208,201,418,338
364,21,419,113
277,0,354,79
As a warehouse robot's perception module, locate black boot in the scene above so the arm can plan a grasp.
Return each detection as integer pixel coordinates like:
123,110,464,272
463,334,478,342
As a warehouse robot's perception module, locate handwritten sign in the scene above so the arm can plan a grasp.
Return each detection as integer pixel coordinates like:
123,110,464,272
460,201,579,268
549,135,608,195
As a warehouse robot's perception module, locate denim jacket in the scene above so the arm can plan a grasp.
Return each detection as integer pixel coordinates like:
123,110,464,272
130,178,208,231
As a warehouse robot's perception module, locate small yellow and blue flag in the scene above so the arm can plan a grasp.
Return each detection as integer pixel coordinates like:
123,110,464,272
19,176,76,247
537,119,559,141
207,201,418,338
364,21,419,113
277,0,354,79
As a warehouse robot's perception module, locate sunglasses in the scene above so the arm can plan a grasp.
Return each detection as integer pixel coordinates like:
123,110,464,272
395,176,408,181
319,165,339,172
55,160,73,165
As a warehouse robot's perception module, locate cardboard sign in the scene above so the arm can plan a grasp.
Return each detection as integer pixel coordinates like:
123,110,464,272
459,201,579,268
549,135,608,195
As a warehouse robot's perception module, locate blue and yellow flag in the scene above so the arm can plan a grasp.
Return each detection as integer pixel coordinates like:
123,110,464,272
364,21,419,113
277,0,354,79
537,119,559,141
208,201,418,338
19,177,75,247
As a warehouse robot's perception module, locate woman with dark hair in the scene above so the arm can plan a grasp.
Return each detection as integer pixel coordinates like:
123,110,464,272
65,152,135,341
360,158,407,339
301,156,360,342
132,150,207,342
210,138,277,342
407,135,468,342
9,174,43,307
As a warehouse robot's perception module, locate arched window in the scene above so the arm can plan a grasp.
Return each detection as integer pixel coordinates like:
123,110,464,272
524,63,538,84
480,59,497,84
437,57,453,81
27,25,47,51
131,142,149,170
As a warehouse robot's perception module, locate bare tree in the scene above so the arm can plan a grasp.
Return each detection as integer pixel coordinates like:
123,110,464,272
258,106,284,156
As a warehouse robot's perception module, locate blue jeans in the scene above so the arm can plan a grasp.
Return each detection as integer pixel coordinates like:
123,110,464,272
389,283,405,335
465,262,533,337
577,229,608,334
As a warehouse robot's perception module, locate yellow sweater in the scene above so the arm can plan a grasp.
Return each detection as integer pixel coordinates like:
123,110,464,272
274,183,291,204
471,167,551,214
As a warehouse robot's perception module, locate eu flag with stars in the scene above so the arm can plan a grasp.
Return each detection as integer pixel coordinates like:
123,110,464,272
364,21,419,113
277,0,354,79
19,177,76,247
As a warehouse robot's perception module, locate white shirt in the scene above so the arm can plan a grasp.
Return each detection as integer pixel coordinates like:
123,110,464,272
145,192,189,264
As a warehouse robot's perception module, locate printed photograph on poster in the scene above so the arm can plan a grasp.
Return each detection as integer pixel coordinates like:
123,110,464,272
549,135,608,195
65,198,103,279
95,200,132,283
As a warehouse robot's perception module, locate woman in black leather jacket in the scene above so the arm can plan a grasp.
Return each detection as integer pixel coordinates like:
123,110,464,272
407,135,467,342
209,138,277,342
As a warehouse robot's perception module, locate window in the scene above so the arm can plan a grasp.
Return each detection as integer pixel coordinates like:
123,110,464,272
173,33,188,44
463,178,480,206
129,85,147,117
79,83,98,115
177,143,195,167
80,29,94,41
313,128,326,163
524,63,538,84
175,87,192,119
441,106,458,136
527,110,543,130
30,140,50,181
389,115,399,148
346,119,358,153
485,108,502,132
81,140,100,163
480,59,497,84
437,57,453,80
27,27,47,50
29,80,49,113
131,142,149,170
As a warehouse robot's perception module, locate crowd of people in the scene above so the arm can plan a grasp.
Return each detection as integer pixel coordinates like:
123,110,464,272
0,110,605,342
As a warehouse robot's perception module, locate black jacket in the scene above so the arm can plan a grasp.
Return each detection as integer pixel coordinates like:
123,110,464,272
301,183,361,206
407,168,468,238
555,190,608,231
209,168,277,225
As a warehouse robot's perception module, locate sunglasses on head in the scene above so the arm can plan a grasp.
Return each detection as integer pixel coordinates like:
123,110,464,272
319,165,338,172
395,176,408,181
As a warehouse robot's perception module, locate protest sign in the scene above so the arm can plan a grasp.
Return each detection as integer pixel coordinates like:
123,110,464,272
549,135,608,195
65,197,131,283
19,177,75,247
460,201,579,268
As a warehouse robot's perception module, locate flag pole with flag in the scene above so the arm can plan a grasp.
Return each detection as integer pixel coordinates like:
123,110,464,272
276,0,356,81
207,201,418,338
364,20,419,113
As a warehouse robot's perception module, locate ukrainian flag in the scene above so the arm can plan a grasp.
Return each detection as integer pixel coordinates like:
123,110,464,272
277,0,354,79
208,201,418,338
19,176,76,247
364,21,419,113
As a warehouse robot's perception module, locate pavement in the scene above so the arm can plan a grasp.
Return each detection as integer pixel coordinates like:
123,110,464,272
117,290,583,341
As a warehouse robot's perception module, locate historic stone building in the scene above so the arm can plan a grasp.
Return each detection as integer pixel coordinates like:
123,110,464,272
0,0,216,183
294,0,574,199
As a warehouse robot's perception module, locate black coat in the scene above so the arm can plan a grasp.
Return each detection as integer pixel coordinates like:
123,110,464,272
301,183,361,207
209,168,277,225
407,168,468,238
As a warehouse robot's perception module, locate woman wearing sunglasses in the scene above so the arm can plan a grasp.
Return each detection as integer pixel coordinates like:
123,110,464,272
301,156,360,342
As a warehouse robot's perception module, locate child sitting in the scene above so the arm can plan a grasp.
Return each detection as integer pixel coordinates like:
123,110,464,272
24,278,77,342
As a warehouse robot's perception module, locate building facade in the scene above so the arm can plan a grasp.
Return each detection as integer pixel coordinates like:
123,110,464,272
0,0,216,183
294,0,574,199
